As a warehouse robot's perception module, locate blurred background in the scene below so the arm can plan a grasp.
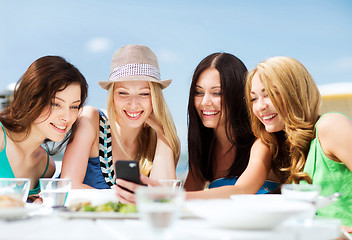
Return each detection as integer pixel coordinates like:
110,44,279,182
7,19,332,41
1,0,351,179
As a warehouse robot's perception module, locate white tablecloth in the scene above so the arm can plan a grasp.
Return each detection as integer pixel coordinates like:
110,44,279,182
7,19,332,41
0,211,342,240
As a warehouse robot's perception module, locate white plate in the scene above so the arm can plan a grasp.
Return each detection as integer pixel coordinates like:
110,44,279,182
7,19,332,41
58,208,195,220
0,203,40,220
63,189,197,219
62,189,135,219
58,210,139,219
186,194,314,230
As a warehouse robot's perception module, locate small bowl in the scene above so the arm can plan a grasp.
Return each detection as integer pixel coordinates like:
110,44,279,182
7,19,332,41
0,178,31,207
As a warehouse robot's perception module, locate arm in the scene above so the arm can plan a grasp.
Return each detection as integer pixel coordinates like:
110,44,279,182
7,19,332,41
61,106,99,189
317,113,352,171
186,139,272,199
146,113,177,180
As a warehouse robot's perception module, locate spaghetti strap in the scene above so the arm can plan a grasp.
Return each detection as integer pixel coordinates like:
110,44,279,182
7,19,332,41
0,122,7,149
40,149,50,178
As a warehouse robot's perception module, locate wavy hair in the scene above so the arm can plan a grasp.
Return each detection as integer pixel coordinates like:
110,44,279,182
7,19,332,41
0,56,88,155
245,56,321,183
107,82,180,176
188,52,255,182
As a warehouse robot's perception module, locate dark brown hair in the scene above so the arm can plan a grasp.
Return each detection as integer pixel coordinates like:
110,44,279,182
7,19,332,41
187,52,255,182
0,55,88,154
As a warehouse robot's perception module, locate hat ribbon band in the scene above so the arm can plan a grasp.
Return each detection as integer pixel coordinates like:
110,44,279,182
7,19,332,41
108,63,160,81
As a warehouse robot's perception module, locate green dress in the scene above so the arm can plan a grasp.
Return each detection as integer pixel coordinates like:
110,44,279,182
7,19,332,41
303,113,352,227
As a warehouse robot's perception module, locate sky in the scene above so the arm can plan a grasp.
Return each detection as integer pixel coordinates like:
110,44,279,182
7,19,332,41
1,0,352,173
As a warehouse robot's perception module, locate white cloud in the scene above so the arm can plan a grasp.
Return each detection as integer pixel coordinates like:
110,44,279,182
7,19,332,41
86,37,112,53
318,82,352,95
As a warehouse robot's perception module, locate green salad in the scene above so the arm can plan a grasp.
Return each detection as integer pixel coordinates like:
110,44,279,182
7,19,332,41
69,201,136,213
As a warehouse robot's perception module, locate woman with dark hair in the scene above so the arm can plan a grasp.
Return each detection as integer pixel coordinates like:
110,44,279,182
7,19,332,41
0,55,88,197
184,52,280,199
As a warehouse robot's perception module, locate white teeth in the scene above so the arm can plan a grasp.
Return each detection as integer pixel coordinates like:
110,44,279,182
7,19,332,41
203,111,218,116
52,123,66,130
262,114,277,120
126,112,142,118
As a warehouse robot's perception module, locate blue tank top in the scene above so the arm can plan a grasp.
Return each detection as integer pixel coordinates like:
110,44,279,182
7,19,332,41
83,110,115,189
0,122,50,195
208,177,280,194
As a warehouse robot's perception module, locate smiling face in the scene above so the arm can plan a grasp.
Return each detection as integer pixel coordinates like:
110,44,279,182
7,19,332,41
113,81,152,129
250,73,285,133
194,68,225,129
33,83,82,142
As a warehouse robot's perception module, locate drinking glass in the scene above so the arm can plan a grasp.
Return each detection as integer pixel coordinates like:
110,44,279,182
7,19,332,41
136,186,185,236
158,179,183,190
0,178,31,204
39,178,71,208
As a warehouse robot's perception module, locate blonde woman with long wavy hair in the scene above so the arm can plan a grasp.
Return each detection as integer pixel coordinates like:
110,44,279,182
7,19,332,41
61,45,180,204
246,56,352,229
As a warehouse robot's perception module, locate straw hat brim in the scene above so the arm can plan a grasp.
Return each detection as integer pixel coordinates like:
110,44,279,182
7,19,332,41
98,75,172,90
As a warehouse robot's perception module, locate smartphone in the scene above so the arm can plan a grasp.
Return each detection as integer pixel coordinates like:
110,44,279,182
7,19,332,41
115,160,142,185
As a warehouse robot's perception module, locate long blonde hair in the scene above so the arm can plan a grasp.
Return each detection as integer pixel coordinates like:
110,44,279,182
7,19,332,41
245,56,321,183
106,82,180,175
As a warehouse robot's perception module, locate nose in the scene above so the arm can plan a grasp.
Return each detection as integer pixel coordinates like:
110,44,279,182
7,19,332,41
60,108,72,123
256,98,268,111
201,93,212,106
128,95,140,108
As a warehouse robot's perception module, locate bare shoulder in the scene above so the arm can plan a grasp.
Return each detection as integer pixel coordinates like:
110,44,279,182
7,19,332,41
317,113,352,154
77,106,100,130
317,113,352,138
80,106,100,119
251,138,270,153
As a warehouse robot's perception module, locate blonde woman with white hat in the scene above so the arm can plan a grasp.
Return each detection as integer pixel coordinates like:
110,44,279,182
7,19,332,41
61,45,180,202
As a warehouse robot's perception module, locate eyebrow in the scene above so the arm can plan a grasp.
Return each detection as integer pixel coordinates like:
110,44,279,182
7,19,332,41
55,97,81,104
250,88,266,95
195,84,221,89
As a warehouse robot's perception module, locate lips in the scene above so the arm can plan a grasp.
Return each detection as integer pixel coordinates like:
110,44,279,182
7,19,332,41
50,123,67,132
201,110,220,117
124,110,143,119
261,113,278,121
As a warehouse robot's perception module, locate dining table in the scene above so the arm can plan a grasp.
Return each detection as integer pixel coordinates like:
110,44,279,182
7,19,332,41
0,205,344,240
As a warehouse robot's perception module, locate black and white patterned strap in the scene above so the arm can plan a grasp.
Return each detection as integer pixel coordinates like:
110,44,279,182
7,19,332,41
99,111,115,187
